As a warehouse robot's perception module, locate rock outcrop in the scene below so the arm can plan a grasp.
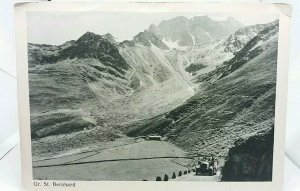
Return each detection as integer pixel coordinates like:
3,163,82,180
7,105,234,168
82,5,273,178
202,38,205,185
221,127,274,181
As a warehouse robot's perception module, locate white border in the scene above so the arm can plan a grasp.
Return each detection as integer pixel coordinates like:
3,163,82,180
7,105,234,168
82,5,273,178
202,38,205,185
15,2,291,191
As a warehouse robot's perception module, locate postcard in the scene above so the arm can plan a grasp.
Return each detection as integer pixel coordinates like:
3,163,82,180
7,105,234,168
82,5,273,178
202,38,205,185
15,2,291,191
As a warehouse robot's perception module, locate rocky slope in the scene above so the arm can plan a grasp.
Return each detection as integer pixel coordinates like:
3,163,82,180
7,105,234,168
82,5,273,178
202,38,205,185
179,21,278,78
222,22,275,53
221,127,274,181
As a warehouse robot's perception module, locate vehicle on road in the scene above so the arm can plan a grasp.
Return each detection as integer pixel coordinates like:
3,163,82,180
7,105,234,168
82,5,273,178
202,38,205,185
195,156,218,176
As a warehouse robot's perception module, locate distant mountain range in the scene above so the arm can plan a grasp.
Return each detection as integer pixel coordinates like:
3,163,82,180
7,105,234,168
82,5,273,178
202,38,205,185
28,16,278,163
121,16,243,49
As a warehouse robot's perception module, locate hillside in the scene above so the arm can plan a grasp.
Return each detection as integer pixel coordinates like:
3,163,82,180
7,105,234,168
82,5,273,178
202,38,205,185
126,21,279,157
179,21,278,78
28,32,194,139
28,32,135,138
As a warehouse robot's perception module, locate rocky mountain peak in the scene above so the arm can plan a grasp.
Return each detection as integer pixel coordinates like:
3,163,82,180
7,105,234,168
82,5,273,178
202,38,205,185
223,21,277,53
190,15,213,23
102,33,117,44
133,30,169,50
144,15,243,47
76,31,103,42
164,16,189,24
38,31,130,75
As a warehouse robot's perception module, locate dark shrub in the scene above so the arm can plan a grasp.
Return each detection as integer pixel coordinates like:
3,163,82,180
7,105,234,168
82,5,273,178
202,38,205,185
164,174,169,181
178,171,182,177
172,172,176,179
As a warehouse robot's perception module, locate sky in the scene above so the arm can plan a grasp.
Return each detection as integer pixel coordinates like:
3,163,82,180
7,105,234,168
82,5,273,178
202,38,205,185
27,12,278,45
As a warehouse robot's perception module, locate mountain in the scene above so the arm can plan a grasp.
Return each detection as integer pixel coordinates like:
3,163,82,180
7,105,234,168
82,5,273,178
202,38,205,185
179,21,278,78
126,21,279,157
131,30,169,50
148,16,243,47
41,32,130,72
196,20,279,82
110,33,195,123
102,33,118,44
28,32,134,138
28,17,278,165
28,31,194,139
223,21,277,53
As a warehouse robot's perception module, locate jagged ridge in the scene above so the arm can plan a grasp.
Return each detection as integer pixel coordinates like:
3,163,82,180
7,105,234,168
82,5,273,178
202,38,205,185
41,32,130,75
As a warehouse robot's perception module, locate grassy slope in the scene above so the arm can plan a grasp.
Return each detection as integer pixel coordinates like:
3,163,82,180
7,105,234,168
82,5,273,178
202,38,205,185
28,33,135,139
33,141,189,181
29,51,132,139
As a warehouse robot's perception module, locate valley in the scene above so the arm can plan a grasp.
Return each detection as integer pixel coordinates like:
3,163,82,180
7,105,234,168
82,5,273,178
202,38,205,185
28,16,278,181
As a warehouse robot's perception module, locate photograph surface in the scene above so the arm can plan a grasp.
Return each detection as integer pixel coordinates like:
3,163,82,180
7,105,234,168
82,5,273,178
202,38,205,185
27,11,279,182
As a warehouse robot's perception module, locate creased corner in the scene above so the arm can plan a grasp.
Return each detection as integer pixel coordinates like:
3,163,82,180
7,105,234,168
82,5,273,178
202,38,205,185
14,1,42,10
14,2,30,9
273,3,292,18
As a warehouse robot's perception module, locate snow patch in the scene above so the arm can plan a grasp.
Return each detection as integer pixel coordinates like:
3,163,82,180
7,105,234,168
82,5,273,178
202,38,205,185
150,43,165,52
189,32,196,45
162,38,187,50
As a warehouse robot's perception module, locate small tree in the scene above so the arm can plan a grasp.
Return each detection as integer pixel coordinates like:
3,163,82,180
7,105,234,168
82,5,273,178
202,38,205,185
156,176,161,181
172,172,176,179
164,174,169,181
178,171,182,177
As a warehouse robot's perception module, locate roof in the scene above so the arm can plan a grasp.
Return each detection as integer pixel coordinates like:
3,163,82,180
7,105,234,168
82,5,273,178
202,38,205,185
200,161,209,165
148,135,161,137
